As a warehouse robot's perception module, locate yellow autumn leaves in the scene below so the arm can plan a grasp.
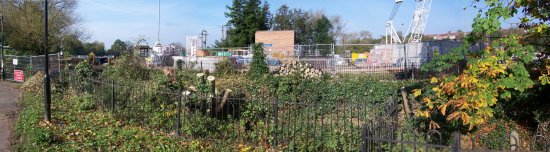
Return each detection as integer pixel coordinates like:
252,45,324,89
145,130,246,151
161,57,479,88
412,47,518,130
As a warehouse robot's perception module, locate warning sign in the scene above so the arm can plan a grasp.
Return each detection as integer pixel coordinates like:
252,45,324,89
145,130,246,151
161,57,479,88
14,70,24,82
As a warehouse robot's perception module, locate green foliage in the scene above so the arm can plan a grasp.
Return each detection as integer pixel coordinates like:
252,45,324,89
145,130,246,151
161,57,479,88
417,0,550,129
13,91,210,151
176,59,184,71
74,93,96,111
101,54,152,81
220,0,271,47
314,15,334,47
248,43,269,78
83,41,107,56
214,59,237,76
0,0,81,55
75,61,95,87
109,39,127,56
87,52,96,65
483,119,512,150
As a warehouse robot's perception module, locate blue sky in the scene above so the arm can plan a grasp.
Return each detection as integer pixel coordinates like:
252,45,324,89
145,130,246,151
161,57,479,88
77,0,480,49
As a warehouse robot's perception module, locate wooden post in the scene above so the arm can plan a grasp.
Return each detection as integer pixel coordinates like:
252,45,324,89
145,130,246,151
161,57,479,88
207,76,216,116
217,89,232,113
196,73,205,85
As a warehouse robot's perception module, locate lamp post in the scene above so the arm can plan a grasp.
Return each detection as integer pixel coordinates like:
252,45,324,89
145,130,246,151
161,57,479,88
43,0,52,122
1,12,5,81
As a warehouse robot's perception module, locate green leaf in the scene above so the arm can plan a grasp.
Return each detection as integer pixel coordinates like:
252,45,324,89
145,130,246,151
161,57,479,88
540,75,550,85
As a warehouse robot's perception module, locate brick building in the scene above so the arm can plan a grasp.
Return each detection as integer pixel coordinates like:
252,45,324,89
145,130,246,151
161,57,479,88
255,30,295,58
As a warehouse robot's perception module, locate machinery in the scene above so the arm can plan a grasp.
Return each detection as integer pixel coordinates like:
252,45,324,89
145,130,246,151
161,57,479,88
406,0,432,43
385,0,404,44
385,0,432,44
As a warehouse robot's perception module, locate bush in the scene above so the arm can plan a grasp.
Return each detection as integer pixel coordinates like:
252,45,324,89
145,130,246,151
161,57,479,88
214,59,237,76
248,43,268,78
74,93,96,111
101,54,151,81
75,61,95,80
176,59,184,70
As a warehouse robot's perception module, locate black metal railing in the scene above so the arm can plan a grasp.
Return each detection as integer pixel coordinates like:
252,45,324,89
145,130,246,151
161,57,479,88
362,117,550,152
67,73,389,151
67,72,548,151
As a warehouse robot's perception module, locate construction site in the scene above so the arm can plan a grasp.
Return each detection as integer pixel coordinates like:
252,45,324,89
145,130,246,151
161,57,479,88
137,0,481,77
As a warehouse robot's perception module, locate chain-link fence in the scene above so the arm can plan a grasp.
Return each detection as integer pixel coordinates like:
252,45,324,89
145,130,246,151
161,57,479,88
168,42,474,79
2,54,61,82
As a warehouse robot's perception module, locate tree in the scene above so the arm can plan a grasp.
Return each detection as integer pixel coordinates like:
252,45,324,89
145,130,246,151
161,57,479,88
290,8,312,44
109,39,127,56
60,33,84,56
124,40,134,51
339,31,376,53
416,0,550,130
221,0,271,47
330,15,346,43
83,41,105,56
314,15,334,56
248,43,268,78
0,0,83,55
273,5,291,30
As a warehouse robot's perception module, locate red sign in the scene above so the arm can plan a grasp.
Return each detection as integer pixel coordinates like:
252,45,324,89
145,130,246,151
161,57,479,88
14,70,24,82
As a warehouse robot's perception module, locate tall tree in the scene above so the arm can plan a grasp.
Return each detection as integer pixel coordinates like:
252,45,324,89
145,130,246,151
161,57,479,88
330,15,346,43
273,5,291,30
313,15,334,44
60,33,84,56
109,39,127,55
0,0,83,55
222,0,271,47
290,8,312,44
82,41,105,56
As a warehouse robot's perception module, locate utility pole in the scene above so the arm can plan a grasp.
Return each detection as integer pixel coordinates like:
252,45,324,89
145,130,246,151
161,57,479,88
1,12,5,81
43,0,52,122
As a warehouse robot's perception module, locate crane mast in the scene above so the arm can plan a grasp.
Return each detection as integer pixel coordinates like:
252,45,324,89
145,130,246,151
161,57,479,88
406,0,432,43
385,0,404,44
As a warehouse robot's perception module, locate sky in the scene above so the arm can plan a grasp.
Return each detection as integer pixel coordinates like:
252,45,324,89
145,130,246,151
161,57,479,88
76,0,482,49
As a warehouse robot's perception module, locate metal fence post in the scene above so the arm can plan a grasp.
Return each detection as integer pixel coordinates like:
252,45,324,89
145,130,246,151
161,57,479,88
111,80,115,113
272,95,279,149
403,44,408,80
362,124,367,152
176,93,181,136
453,131,461,152
57,53,61,81
200,61,203,71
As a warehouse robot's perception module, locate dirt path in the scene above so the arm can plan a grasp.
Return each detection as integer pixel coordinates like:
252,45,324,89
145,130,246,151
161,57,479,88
0,82,21,152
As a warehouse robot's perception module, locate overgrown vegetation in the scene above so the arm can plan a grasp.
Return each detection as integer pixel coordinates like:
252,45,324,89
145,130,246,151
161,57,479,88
13,83,212,151
248,43,269,79
416,0,550,132
14,52,419,151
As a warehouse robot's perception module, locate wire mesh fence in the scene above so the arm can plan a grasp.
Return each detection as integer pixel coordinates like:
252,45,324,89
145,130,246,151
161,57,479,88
2,54,62,82
173,56,461,80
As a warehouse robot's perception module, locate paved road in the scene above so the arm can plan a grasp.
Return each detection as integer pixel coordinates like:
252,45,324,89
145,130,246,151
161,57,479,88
0,82,20,152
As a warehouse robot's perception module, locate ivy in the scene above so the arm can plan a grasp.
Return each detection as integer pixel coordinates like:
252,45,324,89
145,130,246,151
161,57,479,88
248,43,269,79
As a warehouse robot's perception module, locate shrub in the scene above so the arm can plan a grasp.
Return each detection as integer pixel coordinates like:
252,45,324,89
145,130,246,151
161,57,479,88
87,52,96,64
214,59,237,76
176,59,184,70
101,54,151,81
72,93,96,111
248,43,268,79
275,61,323,79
